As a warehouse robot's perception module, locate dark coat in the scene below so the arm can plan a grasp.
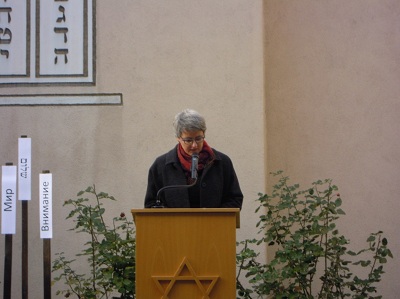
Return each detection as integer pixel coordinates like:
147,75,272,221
144,145,243,208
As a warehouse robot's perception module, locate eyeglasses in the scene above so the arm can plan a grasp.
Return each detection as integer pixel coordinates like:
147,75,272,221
180,136,205,145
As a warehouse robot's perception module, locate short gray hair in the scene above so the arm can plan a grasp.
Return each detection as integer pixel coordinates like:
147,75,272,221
173,109,207,137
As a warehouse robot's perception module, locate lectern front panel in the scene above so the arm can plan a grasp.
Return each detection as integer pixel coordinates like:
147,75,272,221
132,208,239,299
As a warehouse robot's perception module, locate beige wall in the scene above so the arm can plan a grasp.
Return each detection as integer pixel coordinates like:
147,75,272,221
265,0,399,298
1,0,398,298
0,0,264,297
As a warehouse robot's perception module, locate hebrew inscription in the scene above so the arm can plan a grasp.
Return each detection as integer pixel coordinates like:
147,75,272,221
0,0,94,85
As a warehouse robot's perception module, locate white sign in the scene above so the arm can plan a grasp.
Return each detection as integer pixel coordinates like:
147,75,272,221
1,165,17,234
39,172,53,239
18,137,32,200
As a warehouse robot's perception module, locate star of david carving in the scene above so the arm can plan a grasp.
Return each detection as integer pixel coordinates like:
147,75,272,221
152,257,219,299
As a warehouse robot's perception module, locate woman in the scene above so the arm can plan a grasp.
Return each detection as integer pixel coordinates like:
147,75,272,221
144,109,243,208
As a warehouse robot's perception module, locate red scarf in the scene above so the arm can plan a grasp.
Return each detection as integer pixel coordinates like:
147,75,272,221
177,140,215,183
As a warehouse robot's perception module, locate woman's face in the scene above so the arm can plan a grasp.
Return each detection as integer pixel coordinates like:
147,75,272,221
178,130,205,156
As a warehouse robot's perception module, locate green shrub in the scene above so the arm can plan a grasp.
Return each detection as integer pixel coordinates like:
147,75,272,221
52,186,136,298
236,171,392,299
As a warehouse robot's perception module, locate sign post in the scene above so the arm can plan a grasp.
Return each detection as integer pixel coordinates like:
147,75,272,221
18,136,32,299
40,170,52,299
2,163,17,299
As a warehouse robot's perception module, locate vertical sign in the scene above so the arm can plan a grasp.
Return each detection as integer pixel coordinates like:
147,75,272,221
1,164,17,234
18,136,31,200
39,172,52,239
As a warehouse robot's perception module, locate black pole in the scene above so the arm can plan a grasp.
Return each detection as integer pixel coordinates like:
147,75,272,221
3,234,13,299
22,200,28,299
43,238,51,299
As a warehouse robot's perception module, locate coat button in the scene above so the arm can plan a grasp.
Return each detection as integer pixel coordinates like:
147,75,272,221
201,182,207,188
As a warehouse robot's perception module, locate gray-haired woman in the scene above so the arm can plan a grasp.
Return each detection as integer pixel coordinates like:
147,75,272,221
144,109,243,209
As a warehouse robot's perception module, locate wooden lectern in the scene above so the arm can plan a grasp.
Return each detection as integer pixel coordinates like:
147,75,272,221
131,208,240,299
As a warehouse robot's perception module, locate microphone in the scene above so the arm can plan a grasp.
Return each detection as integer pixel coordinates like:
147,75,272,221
191,152,199,180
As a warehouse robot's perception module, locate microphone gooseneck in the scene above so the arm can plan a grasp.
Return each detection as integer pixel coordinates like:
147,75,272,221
152,152,199,208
